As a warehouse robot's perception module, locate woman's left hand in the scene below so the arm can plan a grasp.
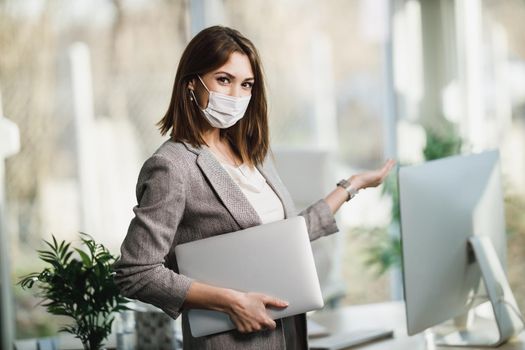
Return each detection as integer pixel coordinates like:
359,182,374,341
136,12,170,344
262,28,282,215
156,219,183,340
350,159,396,191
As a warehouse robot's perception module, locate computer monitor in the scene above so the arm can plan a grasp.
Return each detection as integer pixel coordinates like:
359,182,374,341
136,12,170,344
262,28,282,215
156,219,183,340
399,150,523,347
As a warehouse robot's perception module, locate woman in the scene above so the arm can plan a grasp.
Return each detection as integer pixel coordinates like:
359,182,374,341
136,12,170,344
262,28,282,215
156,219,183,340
114,26,395,350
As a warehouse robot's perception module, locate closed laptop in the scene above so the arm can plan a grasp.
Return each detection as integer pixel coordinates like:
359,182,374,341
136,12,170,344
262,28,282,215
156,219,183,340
175,216,324,337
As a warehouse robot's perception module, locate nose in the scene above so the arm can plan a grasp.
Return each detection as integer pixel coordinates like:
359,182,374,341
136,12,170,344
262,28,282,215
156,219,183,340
231,84,242,98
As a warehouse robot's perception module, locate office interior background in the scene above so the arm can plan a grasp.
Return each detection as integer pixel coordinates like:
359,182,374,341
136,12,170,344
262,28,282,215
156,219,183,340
1,0,525,342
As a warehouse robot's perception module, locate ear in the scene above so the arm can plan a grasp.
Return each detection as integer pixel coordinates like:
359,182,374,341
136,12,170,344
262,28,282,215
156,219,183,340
188,79,195,91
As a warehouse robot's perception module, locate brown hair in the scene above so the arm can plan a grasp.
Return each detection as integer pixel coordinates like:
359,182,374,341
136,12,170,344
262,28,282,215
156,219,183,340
157,26,269,167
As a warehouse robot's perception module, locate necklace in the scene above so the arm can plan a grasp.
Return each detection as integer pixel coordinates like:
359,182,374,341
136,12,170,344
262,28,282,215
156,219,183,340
211,144,250,178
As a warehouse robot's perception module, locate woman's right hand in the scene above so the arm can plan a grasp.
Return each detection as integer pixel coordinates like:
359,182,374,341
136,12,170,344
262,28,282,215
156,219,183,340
226,290,289,333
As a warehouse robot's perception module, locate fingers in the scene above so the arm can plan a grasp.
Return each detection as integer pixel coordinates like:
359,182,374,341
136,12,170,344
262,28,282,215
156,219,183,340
231,315,250,333
257,318,277,331
348,159,396,190
231,293,283,334
233,316,276,333
261,294,289,309
379,159,396,179
251,316,276,332
382,159,396,172
265,319,277,329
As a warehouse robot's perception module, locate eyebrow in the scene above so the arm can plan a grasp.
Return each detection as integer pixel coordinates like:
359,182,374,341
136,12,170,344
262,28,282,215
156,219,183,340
214,71,255,81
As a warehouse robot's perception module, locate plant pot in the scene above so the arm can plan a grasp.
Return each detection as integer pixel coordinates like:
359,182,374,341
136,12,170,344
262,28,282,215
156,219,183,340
133,302,181,350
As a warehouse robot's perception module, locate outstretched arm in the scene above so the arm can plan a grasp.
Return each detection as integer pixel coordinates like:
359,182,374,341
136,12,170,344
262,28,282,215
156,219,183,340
324,159,396,214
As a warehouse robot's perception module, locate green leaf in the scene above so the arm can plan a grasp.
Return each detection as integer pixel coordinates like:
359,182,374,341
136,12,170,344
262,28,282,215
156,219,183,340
63,251,74,264
75,248,92,266
61,242,72,260
58,239,65,256
43,240,58,255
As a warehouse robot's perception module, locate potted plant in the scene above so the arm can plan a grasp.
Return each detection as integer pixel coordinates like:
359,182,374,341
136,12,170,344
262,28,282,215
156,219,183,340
18,233,129,350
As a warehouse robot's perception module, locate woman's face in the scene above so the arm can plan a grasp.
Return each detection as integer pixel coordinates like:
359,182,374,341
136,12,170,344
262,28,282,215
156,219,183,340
191,51,254,109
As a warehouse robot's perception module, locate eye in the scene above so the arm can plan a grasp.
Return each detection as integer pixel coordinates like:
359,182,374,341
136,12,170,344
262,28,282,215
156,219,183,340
217,76,230,85
242,81,254,89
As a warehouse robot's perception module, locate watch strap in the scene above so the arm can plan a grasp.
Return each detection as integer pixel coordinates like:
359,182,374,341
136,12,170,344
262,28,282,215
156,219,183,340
336,179,359,202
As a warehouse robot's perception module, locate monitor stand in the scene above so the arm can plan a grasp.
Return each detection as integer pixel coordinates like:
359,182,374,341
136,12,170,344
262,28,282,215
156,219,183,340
434,236,523,348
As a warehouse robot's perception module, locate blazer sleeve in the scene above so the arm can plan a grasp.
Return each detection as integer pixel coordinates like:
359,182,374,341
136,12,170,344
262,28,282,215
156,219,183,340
298,198,339,242
113,154,193,320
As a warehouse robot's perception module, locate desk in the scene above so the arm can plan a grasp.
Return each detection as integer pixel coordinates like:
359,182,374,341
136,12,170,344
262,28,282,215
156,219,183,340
308,301,525,350
15,302,524,350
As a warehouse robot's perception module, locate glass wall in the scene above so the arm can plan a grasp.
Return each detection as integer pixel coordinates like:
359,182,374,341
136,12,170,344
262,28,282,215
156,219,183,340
2,0,191,338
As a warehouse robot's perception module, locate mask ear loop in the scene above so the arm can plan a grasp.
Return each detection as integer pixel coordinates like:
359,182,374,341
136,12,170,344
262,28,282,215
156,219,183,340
190,75,210,108
197,75,211,93
190,89,210,112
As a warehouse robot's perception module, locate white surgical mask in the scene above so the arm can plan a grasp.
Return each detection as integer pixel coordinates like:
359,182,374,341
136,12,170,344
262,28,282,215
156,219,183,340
191,75,251,129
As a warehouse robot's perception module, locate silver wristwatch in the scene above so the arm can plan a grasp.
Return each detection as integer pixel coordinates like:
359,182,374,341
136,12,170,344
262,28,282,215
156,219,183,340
336,179,359,202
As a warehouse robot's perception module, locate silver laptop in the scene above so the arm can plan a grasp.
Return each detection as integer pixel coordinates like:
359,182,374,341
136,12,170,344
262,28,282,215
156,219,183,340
175,216,324,337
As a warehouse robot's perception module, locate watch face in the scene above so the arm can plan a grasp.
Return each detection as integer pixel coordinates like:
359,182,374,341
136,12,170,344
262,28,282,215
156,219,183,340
337,179,349,188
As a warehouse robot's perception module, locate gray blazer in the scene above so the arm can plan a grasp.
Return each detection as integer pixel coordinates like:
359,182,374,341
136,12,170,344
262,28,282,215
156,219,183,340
114,139,339,350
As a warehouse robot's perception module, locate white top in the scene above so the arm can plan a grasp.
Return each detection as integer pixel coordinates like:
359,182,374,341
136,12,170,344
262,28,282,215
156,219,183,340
214,157,285,224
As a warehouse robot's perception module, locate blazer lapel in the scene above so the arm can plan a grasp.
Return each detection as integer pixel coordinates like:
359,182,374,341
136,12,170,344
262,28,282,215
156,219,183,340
182,142,262,229
182,141,293,226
